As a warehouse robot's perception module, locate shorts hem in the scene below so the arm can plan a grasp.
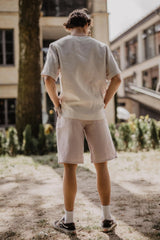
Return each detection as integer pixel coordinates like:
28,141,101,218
58,160,84,164
91,155,118,163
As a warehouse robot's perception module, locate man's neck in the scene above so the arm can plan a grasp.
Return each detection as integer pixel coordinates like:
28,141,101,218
70,28,87,36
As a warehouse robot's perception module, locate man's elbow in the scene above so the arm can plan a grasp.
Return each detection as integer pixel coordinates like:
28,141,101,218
42,75,55,85
111,74,122,84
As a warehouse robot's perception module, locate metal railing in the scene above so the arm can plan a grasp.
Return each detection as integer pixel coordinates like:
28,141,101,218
125,84,160,100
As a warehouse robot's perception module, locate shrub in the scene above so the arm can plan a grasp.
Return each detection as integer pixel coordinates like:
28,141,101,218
127,115,138,151
150,119,159,149
22,124,32,155
31,137,39,155
136,120,146,150
7,127,19,156
45,131,57,153
22,124,58,155
38,124,46,155
109,123,118,150
157,121,160,141
0,114,159,156
45,133,54,152
118,122,132,150
53,131,57,152
0,131,7,155
44,124,54,135
136,115,151,150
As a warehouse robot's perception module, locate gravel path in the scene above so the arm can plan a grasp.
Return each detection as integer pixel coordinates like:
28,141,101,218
0,151,160,240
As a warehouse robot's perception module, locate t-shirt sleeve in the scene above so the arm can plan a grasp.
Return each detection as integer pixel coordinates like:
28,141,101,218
41,43,60,81
106,45,121,80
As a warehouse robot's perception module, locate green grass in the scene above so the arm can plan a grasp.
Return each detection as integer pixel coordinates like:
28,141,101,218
0,153,62,176
32,154,61,169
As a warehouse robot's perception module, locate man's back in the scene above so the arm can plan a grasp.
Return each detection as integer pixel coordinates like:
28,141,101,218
42,35,121,120
41,9,121,234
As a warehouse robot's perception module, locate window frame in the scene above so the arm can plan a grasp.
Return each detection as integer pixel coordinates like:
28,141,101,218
125,36,138,68
42,0,89,17
0,29,14,66
0,98,16,128
143,21,160,60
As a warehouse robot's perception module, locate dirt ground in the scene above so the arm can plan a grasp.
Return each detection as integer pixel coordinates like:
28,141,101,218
0,150,160,240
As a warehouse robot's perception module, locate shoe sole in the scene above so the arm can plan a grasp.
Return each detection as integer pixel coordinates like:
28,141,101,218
53,222,76,235
102,222,117,233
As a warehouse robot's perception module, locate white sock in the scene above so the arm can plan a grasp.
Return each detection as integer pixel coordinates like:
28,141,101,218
101,205,113,220
64,209,74,223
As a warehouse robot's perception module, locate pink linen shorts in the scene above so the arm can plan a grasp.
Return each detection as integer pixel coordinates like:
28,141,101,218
56,116,117,164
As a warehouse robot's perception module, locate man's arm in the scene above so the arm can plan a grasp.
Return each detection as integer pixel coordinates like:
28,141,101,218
104,74,122,109
42,75,60,109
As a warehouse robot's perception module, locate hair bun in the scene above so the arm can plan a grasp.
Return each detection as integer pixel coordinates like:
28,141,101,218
63,8,91,29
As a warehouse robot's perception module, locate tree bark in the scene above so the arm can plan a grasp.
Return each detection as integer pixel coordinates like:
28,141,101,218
16,0,42,143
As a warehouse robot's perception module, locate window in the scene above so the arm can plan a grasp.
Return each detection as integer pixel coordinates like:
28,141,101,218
155,22,160,55
8,99,16,124
125,36,137,67
0,99,16,127
43,39,56,64
0,29,14,65
112,47,121,70
42,0,57,16
143,21,160,59
0,99,5,125
143,26,156,59
124,75,134,90
42,0,89,17
118,102,126,107
142,66,158,91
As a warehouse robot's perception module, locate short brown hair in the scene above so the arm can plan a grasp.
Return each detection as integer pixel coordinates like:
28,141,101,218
63,8,91,29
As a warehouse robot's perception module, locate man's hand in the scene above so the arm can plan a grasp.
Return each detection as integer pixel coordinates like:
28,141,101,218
104,74,122,108
54,104,62,117
54,97,61,109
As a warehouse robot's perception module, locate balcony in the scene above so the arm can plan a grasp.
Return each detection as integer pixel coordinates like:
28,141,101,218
125,84,160,112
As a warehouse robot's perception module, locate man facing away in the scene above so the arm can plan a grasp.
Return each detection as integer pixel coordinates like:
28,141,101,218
41,8,122,235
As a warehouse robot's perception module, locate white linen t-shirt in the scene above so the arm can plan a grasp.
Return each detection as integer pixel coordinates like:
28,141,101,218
41,35,121,120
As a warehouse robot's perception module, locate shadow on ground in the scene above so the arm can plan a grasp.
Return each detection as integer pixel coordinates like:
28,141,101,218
0,154,160,240
54,163,160,240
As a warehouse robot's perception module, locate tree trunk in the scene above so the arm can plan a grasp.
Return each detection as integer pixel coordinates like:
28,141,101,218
16,0,42,143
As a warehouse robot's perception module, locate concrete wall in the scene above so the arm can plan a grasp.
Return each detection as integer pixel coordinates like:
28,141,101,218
118,98,140,116
92,0,114,123
0,0,18,11
0,5,19,98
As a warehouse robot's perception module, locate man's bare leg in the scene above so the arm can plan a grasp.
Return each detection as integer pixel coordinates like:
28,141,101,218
94,161,114,220
63,163,77,223
94,162,111,205
94,161,117,232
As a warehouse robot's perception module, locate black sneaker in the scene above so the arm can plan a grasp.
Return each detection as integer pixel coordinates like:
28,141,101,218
101,219,117,232
53,216,76,235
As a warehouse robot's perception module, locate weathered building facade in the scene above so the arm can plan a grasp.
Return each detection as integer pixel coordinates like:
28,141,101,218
111,6,160,120
0,0,115,128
